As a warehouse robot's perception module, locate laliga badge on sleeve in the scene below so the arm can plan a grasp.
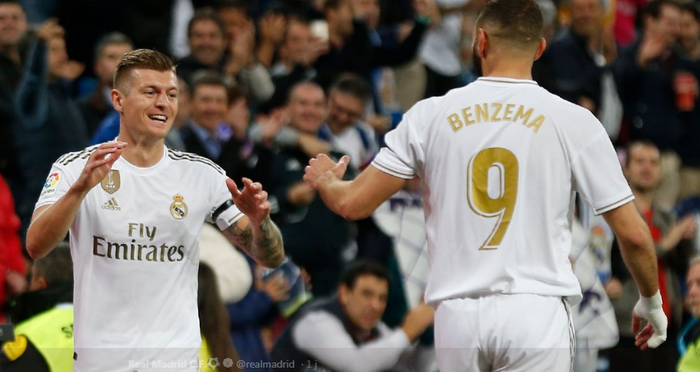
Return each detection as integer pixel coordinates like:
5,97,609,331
40,171,62,198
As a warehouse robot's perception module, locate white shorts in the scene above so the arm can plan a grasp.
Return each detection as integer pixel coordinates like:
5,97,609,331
435,294,574,372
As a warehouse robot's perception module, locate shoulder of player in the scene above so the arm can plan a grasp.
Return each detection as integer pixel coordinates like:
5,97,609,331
166,148,226,176
53,144,101,170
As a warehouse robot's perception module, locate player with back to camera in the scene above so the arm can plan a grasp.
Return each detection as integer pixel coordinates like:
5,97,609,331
303,0,666,370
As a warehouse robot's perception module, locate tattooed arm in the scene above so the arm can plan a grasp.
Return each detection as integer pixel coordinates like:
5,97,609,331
223,177,284,268
225,216,284,268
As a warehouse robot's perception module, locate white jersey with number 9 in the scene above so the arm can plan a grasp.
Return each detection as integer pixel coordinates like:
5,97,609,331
372,77,633,307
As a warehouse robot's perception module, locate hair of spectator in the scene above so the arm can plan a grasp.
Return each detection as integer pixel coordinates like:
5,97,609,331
113,49,175,91
681,2,700,22
286,80,324,104
187,7,227,39
217,0,249,12
94,32,133,61
227,84,247,107
34,242,73,286
330,73,372,104
190,70,228,97
691,255,700,268
340,259,391,290
197,263,241,372
475,0,544,51
0,0,22,7
639,0,682,30
624,139,659,167
324,0,348,12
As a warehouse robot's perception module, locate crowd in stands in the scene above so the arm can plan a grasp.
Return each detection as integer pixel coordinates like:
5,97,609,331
4,0,700,371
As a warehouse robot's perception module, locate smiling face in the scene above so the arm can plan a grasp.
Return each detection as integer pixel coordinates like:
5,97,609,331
191,83,228,133
113,68,179,143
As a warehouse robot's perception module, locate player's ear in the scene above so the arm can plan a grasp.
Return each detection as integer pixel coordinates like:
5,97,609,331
111,89,124,113
338,284,349,304
477,28,488,58
534,37,547,61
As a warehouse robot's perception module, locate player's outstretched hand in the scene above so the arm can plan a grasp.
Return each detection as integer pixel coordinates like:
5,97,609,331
632,292,668,350
227,177,270,224
303,154,350,190
74,141,126,194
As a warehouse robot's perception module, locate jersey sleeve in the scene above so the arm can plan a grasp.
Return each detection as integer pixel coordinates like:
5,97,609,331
34,163,76,210
206,172,244,228
568,112,633,215
371,111,425,180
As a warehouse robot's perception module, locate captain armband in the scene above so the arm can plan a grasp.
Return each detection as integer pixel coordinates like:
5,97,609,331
212,200,243,231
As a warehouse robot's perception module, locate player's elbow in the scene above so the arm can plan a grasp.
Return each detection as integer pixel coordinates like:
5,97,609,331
617,223,653,253
337,199,372,221
26,236,47,260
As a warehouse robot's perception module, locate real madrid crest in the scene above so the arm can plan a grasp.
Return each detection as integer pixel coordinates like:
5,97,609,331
101,170,120,194
170,194,188,220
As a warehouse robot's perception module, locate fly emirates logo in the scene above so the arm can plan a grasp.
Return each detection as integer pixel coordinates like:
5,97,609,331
92,223,185,263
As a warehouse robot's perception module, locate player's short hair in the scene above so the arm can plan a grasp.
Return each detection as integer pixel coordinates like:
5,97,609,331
190,70,227,97
329,73,372,104
476,0,544,50
624,140,659,166
340,260,390,290
34,242,73,286
94,32,133,61
187,7,227,38
113,49,175,91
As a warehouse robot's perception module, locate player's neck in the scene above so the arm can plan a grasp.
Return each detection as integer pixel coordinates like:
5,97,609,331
117,135,165,168
482,59,534,81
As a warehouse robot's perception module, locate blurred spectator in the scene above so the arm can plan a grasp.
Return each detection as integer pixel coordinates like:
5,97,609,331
13,19,88,237
77,32,133,137
256,8,287,69
678,3,700,202
613,0,648,47
0,0,27,193
267,82,354,296
419,0,486,98
178,7,274,104
0,173,26,324
613,0,684,210
198,262,242,372
678,256,700,371
608,141,694,372
269,17,326,108
180,71,230,161
320,73,378,170
228,255,291,372
219,85,275,187
536,0,622,140
1,244,72,372
313,0,374,87
271,259,434,372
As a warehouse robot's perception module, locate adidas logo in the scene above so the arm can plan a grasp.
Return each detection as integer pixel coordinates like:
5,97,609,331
102,197,121,211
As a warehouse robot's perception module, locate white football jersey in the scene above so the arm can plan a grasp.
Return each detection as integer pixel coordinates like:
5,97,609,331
372,77,633,307
36,145,243,372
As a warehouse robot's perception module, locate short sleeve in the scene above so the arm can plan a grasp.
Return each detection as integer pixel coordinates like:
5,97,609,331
35,164,75,209
571,130,634,215
371,113,424,180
